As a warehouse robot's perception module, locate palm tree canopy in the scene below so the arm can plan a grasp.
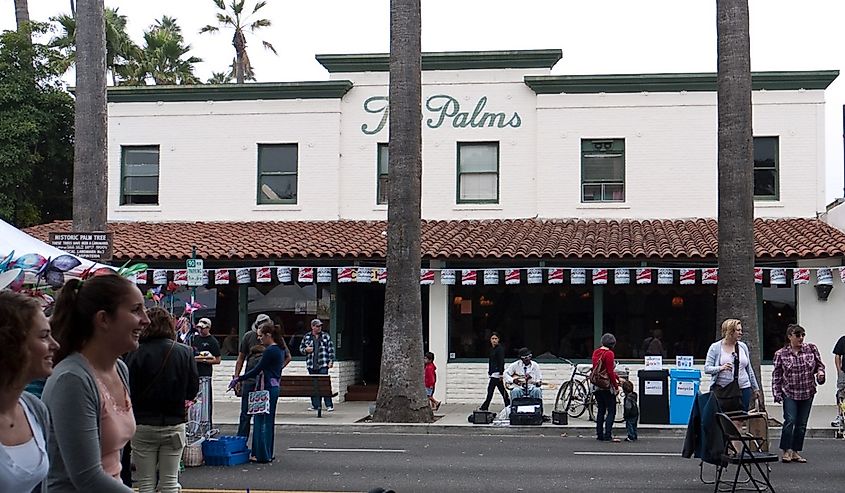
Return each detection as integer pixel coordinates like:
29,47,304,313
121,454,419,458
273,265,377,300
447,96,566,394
50,7,138,78
127,16,202,85
199,0,276,83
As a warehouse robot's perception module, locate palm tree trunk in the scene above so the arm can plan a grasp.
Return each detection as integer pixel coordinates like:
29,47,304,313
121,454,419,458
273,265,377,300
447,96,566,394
70,0,76,17
372,0,430,423
73,0,108,231
716,0,761,393
14,0,30,31
233,30,246,84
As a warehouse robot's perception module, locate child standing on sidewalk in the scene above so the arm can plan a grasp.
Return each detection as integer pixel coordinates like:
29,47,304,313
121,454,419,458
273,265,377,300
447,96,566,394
622,379,639,442
425,352,441,411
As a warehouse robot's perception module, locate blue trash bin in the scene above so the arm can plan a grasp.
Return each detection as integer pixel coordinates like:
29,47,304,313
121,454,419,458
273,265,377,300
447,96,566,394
669,368,701,425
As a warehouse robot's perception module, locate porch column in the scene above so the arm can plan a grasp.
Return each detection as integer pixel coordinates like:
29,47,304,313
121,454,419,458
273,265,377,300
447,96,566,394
428,260,449,404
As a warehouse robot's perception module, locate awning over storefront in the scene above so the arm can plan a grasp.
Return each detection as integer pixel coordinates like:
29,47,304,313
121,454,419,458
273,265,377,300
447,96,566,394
24,218,845,263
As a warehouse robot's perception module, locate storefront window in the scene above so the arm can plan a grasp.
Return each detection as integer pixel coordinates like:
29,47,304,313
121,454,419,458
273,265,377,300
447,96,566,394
603,285,716,359
761,286,796,360
248,282,331,356
449,284,593,360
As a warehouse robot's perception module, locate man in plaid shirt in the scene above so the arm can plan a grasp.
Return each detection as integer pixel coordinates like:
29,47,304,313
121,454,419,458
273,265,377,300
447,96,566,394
300,319,335,411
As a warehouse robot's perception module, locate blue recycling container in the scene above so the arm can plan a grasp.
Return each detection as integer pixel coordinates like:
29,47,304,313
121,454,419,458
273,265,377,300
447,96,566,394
669,368,701,425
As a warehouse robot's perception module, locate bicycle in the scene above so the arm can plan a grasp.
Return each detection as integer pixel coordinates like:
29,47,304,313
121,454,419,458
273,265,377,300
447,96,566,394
553,357,627,423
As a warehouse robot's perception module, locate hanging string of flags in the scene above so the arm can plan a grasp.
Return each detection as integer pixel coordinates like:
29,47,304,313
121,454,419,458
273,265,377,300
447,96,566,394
132,265,844,287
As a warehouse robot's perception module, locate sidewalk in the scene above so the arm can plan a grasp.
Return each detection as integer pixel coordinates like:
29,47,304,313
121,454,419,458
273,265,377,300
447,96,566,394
209,400,842,438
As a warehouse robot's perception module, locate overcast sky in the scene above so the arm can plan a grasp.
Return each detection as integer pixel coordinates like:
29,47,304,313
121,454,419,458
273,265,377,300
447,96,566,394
3,0,844,203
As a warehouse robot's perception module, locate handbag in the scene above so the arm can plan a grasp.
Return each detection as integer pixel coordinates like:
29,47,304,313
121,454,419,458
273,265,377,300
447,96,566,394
247,372,271,415
589,350,611,389
713,343,743,412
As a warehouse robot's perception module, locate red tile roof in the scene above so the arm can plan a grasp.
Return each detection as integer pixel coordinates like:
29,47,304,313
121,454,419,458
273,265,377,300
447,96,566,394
23,218,845,262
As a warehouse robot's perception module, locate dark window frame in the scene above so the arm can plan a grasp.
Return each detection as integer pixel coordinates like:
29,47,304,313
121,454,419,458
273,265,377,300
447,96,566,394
257,143,299,205
120,145,160,205
753,136,779,201
456,141,500,204
581,138,625,203
377,143,389,205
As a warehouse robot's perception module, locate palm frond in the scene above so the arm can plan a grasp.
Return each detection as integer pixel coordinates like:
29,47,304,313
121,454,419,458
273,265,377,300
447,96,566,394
216,13,236,26
213,0,226,10
232,0,246,16
199,25,219,34
262,40,278,56
252,0,268,14
249,18,271,30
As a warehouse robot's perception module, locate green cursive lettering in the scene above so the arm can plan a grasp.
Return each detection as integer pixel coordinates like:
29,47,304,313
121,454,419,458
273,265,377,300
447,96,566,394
361,96,389,135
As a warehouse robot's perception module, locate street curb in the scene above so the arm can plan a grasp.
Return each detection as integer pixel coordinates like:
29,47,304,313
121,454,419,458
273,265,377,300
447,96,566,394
273,423,838,438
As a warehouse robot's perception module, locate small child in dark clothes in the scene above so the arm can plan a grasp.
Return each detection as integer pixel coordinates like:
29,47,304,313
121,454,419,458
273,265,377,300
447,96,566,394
622,379,639,442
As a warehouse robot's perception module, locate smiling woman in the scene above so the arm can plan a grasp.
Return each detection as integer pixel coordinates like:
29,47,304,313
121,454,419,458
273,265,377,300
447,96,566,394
0,291,58,493
43,274,150,493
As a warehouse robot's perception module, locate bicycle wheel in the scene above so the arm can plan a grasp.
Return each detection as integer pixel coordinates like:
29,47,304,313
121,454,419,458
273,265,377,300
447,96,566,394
555,381,588,418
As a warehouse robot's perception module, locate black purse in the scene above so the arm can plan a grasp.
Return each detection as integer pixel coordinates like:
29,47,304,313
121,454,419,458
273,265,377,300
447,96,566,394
713,343,743,412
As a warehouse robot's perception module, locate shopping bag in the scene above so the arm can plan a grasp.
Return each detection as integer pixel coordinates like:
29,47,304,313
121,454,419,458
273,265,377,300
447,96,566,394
247,389,270,415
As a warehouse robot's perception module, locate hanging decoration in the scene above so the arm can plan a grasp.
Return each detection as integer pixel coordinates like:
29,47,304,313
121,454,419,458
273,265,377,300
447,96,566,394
614,268,630,285
135,269,148,285
754,267,763,284
377,268,388,284
770,268,786,285
483,269,499,285
420,269,434,285
702,268,718,285
548,268,564,284
256,267,272,283
174,269,188,286
636,268,652,284
526,267,542,284
592,268,608,285
153,269,168,285
236,268,251,284
357,267,373,283
214,269,230,285
657,268,673,285
440,269,456,285
298,267,314,284
817,268,833,285
317,267,333,283
461,269,477,286
570,268,586,285
505,268,520,285
679,268,696,285
276,267,292,283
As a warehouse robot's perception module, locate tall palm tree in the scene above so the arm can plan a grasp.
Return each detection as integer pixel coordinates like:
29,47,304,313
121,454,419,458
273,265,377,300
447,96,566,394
199,0,277,84
14,0,29,31
207,71,233,84
126,16,201,85
51,7,139,85
372,0,431,423
72,0,107,232
716,0,761,394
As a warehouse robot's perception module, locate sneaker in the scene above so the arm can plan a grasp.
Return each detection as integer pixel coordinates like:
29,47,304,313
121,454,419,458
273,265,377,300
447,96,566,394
307,406,318,411
624,437,637,442
326,406,334,412
832,417,842,427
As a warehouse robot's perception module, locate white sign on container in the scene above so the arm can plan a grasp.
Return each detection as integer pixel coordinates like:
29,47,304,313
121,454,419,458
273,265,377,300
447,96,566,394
644,356,663,368
645,380,663,395
676,381,695,396
676,356,694,368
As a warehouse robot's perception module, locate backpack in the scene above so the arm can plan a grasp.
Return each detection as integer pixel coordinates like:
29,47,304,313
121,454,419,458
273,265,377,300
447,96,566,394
589,350,611,389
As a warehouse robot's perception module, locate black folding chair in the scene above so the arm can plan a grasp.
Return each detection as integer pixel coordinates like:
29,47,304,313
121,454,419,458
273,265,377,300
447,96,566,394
713,412,778,493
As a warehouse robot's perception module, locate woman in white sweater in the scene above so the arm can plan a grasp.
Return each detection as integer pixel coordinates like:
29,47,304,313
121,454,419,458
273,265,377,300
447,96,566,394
704,318,760,411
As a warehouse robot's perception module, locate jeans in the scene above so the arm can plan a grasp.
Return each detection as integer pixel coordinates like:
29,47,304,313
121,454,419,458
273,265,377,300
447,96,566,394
236,380,256,437
131,423,186,493
480,377,510,410
510,385,542,400
308,367,333,409
780,396,813,452
252,386,280,463
595,389,616,440
741,386,753,412
625,417,638,440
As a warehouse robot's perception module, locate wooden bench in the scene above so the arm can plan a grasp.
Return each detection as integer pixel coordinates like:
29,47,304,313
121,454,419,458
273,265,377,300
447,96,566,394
279,375,337,417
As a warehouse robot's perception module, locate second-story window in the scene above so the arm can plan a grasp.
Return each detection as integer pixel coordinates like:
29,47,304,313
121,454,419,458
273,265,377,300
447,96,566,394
754,136,779,200
581,139,625,202
258,144,298,204
377,143,389,205
457,142,499,204
121,145,159,205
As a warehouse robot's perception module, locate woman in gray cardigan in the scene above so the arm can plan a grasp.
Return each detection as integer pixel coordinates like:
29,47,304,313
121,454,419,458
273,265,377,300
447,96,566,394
0,291,59,493
43,275,150,493
704,318,760,411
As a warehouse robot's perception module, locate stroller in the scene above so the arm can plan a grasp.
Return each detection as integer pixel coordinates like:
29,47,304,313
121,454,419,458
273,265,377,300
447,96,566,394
183,377,219,467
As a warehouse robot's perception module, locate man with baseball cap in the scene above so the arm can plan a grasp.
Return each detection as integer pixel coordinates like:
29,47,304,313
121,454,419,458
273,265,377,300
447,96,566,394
299,319,335,411
191,318,221,427
504,347,543,400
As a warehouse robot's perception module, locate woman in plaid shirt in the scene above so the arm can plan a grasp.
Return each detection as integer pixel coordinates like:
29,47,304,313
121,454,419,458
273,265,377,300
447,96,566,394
772,323,826,464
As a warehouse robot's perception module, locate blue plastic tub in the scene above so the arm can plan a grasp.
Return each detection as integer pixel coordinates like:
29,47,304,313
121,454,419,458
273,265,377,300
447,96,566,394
202,435,248,458
204,449,250,467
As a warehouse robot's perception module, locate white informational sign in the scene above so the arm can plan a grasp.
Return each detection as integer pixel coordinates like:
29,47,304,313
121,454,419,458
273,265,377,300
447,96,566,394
644,356,663,368
186,259,204,287
676,356,694,368
645,380,663,395
676,381,695,396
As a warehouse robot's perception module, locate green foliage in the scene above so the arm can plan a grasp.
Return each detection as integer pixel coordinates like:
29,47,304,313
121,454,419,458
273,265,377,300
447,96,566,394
0,23,73,227
200,0,276,83
207,71,233,84
124,16,202,85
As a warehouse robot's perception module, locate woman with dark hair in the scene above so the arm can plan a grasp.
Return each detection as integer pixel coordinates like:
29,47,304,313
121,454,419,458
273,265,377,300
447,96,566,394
479,332,510,411
0,291,59,492
230,321,290,463
772,323,825,464
43,275,149,492
126,307,198,493
592,333,620,442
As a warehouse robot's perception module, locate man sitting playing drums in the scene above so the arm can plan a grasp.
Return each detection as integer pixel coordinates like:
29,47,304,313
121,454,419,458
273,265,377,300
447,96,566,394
504,347,543,399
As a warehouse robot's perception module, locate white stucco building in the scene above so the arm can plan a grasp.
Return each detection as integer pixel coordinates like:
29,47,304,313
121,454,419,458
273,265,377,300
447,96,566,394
29,49,845,407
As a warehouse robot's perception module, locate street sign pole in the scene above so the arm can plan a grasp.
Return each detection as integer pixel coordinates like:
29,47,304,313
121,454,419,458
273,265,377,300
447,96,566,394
186,247,204,326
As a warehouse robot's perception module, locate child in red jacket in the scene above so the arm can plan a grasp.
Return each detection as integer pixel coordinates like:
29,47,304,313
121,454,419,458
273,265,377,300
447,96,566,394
425,352,441,411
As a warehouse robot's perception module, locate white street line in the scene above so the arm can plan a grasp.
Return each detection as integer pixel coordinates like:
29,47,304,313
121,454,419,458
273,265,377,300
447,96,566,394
287,447,406,453
574,452,681,457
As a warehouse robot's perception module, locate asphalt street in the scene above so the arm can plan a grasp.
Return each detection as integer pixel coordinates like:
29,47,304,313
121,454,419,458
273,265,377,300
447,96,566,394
178,427,844,492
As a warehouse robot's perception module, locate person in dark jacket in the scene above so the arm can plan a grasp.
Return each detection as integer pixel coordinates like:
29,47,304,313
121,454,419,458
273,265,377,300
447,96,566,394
621,379,639,442
126,307,198,493
479,333,510,411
